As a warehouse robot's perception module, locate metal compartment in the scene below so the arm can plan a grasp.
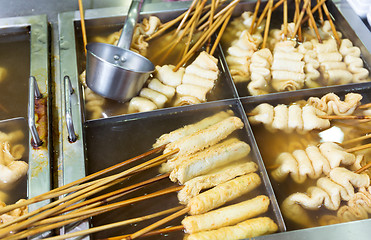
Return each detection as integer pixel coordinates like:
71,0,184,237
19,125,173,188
55,0,371,239
242,82,371,230
220,0,371,97
59,5,238,122
84,99,284,239
0,14,51,234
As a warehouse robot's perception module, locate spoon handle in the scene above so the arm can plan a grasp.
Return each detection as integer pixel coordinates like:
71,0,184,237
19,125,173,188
117,0,144,50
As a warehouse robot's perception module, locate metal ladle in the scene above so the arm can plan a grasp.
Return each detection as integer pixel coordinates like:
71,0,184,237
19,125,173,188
85,0,155,102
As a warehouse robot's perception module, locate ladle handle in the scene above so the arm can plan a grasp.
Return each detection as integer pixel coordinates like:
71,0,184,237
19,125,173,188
28,76,43,147
117,0,144,49
64,76,78,143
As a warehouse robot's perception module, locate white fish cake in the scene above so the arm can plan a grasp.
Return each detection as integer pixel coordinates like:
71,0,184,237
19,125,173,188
147,78,175,99
178,161,258,204
176,84,209,102
164,116,244,157
186,217,278,240
153,111,232,148
187,173,261,215
170,140,251,183
182,195,270,234
139,88,167,108
128,97,157,113
155,65,185,87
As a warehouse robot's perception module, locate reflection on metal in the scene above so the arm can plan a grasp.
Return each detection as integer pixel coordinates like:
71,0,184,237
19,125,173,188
57,0,371,239
64,75,78,143
28,76,43,147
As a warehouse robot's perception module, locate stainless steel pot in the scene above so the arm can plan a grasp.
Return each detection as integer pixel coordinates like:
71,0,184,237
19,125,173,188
85,0,155,102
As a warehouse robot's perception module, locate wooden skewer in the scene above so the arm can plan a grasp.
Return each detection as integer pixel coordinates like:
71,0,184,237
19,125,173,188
0,149,178,238
272,0,285,12
146,1,209,42
53,173,170,217
103,225,184,240
283,0,288,40
341,134,371,146
209,3,235,55
318,115,371,120
306,2,322,43
346,143,371,153
175,0,199,36
128,207,190,239
206,0,216,53
317,0,325,24
0,144,166,216
262,0,273,49
197,0,238,31
174,2,237,71
195,0,226,30
8,186,183,240
292,0,311,39
41,185,182,229
355,161,371,174
249,0,261,34
161,0,207,66
301,0,327,25
0,103,9,113
1,161,161,230
322,1,341,45
0,149,172,231
252,0,270,34
294,0,302,42
41,207,183,240
78,0,87,55
358,103,371,109
183,0,204,58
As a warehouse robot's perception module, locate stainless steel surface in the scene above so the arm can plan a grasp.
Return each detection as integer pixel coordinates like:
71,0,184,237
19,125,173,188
85,0,155,102
0,14,51,238
64,76,78,143
53,0,371,239
84,99,284,238
118,0,143,49
28,76,43,147
85,42,154,102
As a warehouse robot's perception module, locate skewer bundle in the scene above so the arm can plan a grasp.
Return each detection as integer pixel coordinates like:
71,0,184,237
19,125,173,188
223,0,370,94
0,111,279,240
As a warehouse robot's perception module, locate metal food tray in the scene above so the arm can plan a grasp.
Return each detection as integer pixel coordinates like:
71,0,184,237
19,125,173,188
0,14,51,238
56,0,371,239
84,100,285,239
220,0,371,97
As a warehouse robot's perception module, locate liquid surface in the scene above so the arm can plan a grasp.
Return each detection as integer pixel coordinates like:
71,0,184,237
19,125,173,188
84,106,279,239
0,30,30,204
248,92,371,231
0,30,30,120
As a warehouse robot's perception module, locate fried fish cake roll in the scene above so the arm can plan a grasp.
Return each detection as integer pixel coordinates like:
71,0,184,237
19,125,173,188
182,195,270,233
164,116,244,157
128,97,157,113
186,217,278,240
187,173,261,215
170,140,251,184
155,65,185,87
139,88,168,108
302,105,330,131
174,96,201,107
147,78,175,99
153,111,232,148
178,161,258,204
163,138,241,173
248,103,274,125
176,84,209,102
